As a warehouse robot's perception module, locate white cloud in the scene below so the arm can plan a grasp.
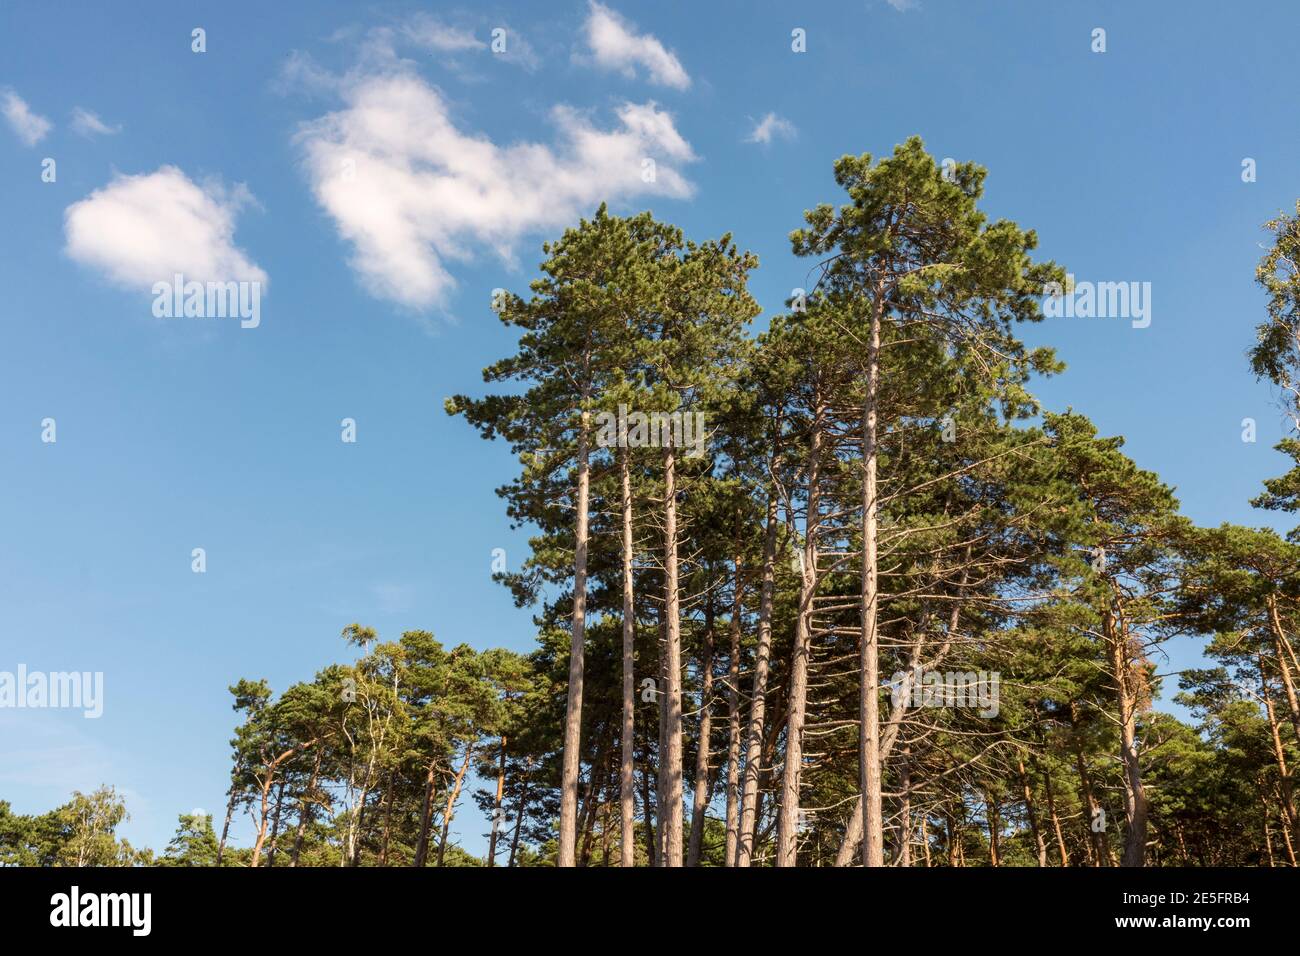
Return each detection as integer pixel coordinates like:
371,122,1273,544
403,15,485,53
296,69,695,308
583,2,690,90
886,0,920,10
70,107,121,138
745,112,797,145
64,166,267,288
402,16,540,73
2,89,52,146
276,50,344,96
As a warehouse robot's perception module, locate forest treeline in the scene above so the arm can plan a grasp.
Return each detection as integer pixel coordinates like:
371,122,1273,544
5,138,1300,868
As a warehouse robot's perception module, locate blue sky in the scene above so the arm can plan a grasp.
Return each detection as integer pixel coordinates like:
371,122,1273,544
1,0,1296,858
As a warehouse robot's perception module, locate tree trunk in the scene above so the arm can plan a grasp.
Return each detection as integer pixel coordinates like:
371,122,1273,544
736,494,779,867
557,409,591,867
508,758,533,868
1018,760,1047,867
859,292,885,868
379,768,395,866
437,744,474,867
488,736,507,866
985,791,1001,867
899,744,911,867
216,773,239,867
1043,770,1069,867
578,762,603,867
1106,608,1147,867
265,779,287,867
777,400,824,866
724,521,744,867
835,603,952,865
1069,709,1111,866
619,448,637,868
656,614,668,865
249,770,279,866
659,442,684,866
1260,789,1277,867
1269,595,1300,745
413,757,438,867
1262,676,1299,831
1275,786,1299,866
641,752,657,868
687,596,716,866
251,739,320,868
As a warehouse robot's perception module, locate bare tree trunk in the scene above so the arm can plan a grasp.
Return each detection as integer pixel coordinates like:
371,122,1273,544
558,409,591,868
578,759,605,868
777,401,824,867
641,752,657,868
266,779,287,867
379,769,396,866
1104,597,1148,868
1260,789,1276,867
835,606,948,865
688,596,716,866
250,774,279,868
1071,703,1112,867
487,736,507,866
1043,770,1069,867
437,744,474,867
348,786,372,867
508,758,533,868
601,775,613,867
620,449,637,868
1269,595,1300,745
985,791,1001,867
859,292,885,869
216,771,240,867
577,738,612,867
413,757,438,867
1018,760,1047,867
1262,674,1299,831
736,495,778,867
251,739,320,867
657,614,668,865
659,442,684,867
899,743,911,867
724,523,744,867
1274,783,1298,866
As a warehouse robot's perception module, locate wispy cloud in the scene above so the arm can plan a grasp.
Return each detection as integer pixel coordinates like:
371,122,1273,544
745,112,797,145
403,14,485,53
70,107,121,138
582,2,690,90
2,89,52,145
64,167,266,289
402,16,541,73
